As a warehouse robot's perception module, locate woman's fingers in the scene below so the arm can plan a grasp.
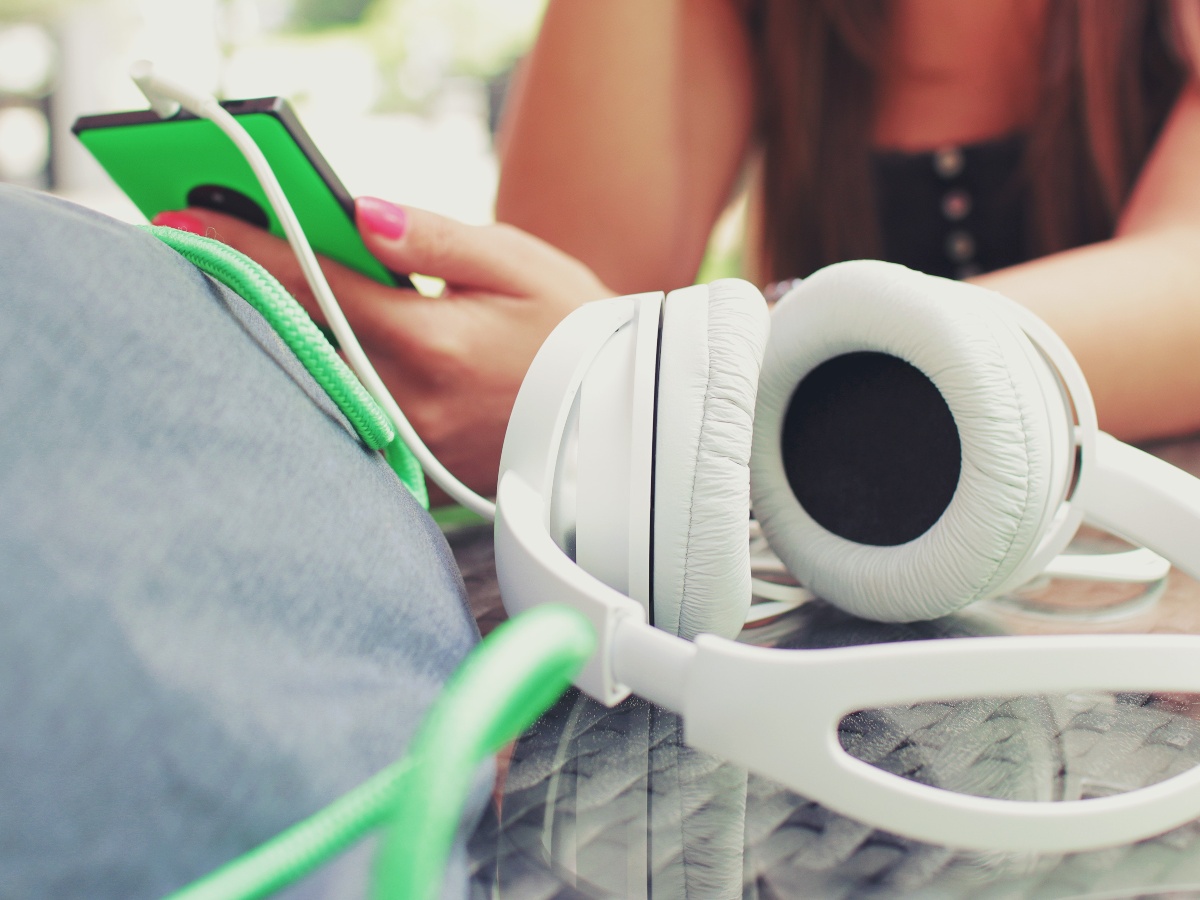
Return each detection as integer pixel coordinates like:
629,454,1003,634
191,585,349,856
159,201,610,310
151,200,615,497
151,206,519,371
357,198,519,293
357,198,609,300
153,207,412,329
154,208,314,306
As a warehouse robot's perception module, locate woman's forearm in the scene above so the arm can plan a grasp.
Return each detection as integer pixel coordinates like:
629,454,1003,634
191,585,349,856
972,226,1200,442
495,0,756,294
973,82,1200,442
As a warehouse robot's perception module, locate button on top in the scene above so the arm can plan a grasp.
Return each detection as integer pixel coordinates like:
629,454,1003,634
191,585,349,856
945,230,976,263
874,134,1027,279
933,146,965,179
932,148,975,270
941,188,972,221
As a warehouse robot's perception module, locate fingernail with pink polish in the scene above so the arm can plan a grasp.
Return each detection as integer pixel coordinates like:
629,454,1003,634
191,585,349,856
152,210,207,236
357,197,407,240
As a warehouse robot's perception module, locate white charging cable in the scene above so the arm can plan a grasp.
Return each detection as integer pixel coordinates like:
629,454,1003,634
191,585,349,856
130,60,497,521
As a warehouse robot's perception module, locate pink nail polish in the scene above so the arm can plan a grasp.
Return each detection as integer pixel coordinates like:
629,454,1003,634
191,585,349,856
152,210,207,236
357,197,407,240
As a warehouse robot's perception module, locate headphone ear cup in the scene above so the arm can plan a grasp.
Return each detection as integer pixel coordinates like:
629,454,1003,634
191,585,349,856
751,260,1063,622
653,279,770,639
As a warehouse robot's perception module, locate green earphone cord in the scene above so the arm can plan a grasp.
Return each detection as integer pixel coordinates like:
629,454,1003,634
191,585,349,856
147,224,429,508
165,604,595,900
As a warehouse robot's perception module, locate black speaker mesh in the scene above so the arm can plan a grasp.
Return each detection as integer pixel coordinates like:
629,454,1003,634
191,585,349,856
781,351,961,546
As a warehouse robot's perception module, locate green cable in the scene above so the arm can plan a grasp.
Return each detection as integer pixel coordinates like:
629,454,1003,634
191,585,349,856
147,226,392,449
370,606,596,899
146,225,428,507
429,503,490,534
164,605,594,900
384,435,428,510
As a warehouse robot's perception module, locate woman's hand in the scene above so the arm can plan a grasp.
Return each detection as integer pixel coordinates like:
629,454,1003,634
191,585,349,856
154,198,613,500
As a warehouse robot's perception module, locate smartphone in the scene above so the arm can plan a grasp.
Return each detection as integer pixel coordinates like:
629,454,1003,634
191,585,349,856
72,97,409,288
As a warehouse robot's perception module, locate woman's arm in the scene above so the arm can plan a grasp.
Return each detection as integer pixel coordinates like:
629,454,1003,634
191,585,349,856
973,81,1200,442
495,0,757,294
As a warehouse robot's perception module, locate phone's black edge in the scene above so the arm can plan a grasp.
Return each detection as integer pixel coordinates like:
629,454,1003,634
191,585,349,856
72,97,357,222
72,97,280,134
267,101,412,287
71,98,409,288
266,102,359,224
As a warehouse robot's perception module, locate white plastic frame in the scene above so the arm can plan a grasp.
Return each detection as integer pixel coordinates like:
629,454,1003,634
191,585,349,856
500,459,1200,851
497,293,1200,852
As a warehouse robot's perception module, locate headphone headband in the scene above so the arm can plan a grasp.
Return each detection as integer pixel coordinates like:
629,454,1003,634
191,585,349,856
498,296,639,505
497,295,652,703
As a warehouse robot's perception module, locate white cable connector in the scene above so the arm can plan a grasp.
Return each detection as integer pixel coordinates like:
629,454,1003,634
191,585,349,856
130,61,497,520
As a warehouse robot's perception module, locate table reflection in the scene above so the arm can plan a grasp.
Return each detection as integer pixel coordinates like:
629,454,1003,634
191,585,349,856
462,586,1200,898
451,436,1200,898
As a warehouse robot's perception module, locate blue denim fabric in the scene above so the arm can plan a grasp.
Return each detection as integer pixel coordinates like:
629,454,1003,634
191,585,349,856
0,185,489,898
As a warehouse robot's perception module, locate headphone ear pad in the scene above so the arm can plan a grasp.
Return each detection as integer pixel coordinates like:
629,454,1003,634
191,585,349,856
751,261,1059,622
653,279,769,639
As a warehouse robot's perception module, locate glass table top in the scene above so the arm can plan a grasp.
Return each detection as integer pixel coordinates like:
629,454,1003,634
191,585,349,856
448,435,1200,899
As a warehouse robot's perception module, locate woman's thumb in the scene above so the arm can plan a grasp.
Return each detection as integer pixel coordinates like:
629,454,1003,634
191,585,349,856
356,197,537,295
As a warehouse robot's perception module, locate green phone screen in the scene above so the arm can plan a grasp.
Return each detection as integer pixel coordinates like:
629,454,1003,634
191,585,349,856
73,101,397,286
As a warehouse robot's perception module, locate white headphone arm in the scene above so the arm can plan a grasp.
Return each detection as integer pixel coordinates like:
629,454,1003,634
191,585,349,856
499,465,1200,852
1086,432,1200,583
1005,294,1200,585
677,628,1200,852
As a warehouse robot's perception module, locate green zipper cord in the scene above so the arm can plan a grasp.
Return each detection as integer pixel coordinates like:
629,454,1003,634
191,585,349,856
146,225,428,508
144,225,583,899
369,605,594,899
165,605,595,900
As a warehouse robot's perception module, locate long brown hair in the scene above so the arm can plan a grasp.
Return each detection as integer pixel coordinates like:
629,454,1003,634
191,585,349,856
747,0,1200,282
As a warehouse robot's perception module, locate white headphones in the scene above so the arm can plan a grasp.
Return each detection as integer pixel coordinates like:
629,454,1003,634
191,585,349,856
126,62,1200,855
495,260,1200,853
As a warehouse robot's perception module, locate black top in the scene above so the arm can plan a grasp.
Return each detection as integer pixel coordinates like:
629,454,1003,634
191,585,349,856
872,135,1028,280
